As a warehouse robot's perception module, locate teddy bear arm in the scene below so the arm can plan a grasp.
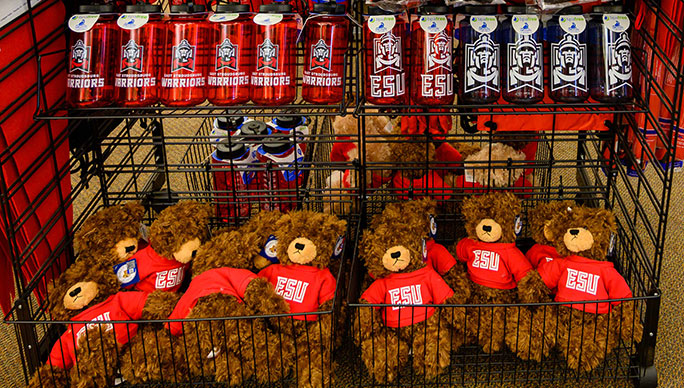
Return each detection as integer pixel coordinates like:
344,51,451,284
244,277,290,315
141,291,182,320
610,300,644,344
517,270,553,304
28,363,69,388
442,266,472,303
355,299,386,344
71,327,120,388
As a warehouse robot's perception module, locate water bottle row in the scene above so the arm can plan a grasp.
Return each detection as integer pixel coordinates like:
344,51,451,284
365,4,633,105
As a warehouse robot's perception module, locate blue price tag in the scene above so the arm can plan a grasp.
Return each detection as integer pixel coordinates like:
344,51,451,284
258,235,279,264
114,258,140,287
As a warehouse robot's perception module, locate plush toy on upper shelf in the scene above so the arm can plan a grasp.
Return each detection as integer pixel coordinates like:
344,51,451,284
538,204,643,371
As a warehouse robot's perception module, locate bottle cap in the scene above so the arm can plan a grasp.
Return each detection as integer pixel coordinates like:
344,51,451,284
262,135,293,154
216,3,251,12
170,4,206,13
418,4,449,14
557,5,583,15
240,121,271,139
216,139,247,160
505,5,529,14
592,4,624,13
125,4,162,13
464,5,498,15
367,6,397,15
259,2,293,13
275,116,304,129
313,2,345,14
78,4,115,13
216,116,245,130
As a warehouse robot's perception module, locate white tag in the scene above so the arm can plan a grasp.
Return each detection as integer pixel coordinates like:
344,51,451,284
210,13,240,22
514,215,523,235
117,14,149,30
464,168,475,183
419,15,447,34
512,15,539,35
206,347,221,359
559,15,586,35
608,233,616,254
603,14,630,32
422,238,428,262
428,214,437,237
254,13,283,26
139,223,150,242
368,15,396,34
69,14,100,33
470,15,498,34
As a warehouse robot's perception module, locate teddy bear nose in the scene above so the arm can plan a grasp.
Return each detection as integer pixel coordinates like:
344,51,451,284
482,225,492,232
69,287,81,297
125,245,135,253
569,229,580,236
191,250,197,258
390,251,401,259
295,242,306,250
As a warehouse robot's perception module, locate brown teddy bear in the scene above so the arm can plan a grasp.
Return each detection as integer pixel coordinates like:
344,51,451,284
73,202,145,263
121,228,291,385
356,203,463,384
28,252,179,388
453,192,551,356
525,200,575,268
258,210,347,388
122,200,211,293
537,205,643,371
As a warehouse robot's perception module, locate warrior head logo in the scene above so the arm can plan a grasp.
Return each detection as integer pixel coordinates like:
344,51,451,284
310,39,331,72
171,39,196,72
121,39,143,72
216,38,238,71
551,34,587,92
257,38,279,71
464,34,499,93
508,35,542,92
426,31,451,72
373,32,402,73
70,40,91,73
606,32,632,91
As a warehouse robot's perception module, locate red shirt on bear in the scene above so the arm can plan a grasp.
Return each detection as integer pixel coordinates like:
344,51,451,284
425,239,457,276
537,255,633,314
258,264,336,321
526,243,563,268
126,245,188,292
361,266,454,328
48,291,148,369
456,238,533,290
167,267,256,336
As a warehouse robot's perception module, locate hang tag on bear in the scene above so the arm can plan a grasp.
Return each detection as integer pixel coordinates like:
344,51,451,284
258,235,279,264
139,222,150,242
331,235,345,260
514,215,523,236
428,214,437,238
114,258,140,287
608,233,616,255
422,238,428,262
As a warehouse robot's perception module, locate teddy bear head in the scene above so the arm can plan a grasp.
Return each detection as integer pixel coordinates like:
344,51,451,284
464,143,525,188
273,211,347,269
545,205,617,260
389,135,436,179
191,229,260,277
462,192,521,244
149,201,212,264
528,200,575,245
48,254,121,321
73,202,145,263
360,199,436,279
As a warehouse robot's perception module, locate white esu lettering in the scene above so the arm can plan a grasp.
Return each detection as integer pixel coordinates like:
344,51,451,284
154,267,185,289
75,312,113,343
369,74,406,98
565,269,600,295
388,285,423,311
472,250,500,271
274,276,309,303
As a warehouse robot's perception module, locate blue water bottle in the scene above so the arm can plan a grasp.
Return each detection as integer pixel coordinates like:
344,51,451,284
548,6,589,103
589,5,632,102
501,6,544,104
458,5,500,104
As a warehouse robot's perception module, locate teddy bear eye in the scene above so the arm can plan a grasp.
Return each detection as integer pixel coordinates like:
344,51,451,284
191,250,197,258
125,245,135,253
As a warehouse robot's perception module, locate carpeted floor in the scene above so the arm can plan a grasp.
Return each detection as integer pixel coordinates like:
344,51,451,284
1,119,682,387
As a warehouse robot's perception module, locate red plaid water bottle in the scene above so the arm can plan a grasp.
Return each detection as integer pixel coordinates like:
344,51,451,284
302,2,349,104
256,135,305,211
160,4,209,107
207,3,254,105
364,7,408,105
67,4,118,108
250,3,300,105
212,138,255,221
114,4,163,107
410,5,454,105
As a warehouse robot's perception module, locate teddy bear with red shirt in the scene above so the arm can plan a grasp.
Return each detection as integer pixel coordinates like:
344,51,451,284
453,192,552,358
357,202,464,384
120,200,211,293
525,200,575,268
537,205,643,371
257,210,347,388
27,252,179,388
121,226,291,385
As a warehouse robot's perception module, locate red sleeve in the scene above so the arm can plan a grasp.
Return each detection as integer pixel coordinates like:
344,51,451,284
505,247,534,282
232,268,257,299
435,142,462,164
258,264,275,282
604,267,633,305
360,279,386,305
47,331,75,369
426,240,457,275
329,138,356,162
318,269,337,305
525,244,542,268
429,270,455,304
537,259,564,290
455,238,475,262
118,291,149,320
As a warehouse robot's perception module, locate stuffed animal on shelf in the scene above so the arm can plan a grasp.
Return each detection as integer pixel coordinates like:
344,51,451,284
258,210,347,388
121,228,291,385
73,201,145,263
357,203,462,384
538,205,643,371
28,254,179,388
454,192,552,359
526,200,575,268
122,200,211,293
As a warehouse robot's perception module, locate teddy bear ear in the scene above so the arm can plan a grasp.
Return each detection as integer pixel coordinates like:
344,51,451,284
503,192,522,214
124,201,145,221
595,208,617,233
